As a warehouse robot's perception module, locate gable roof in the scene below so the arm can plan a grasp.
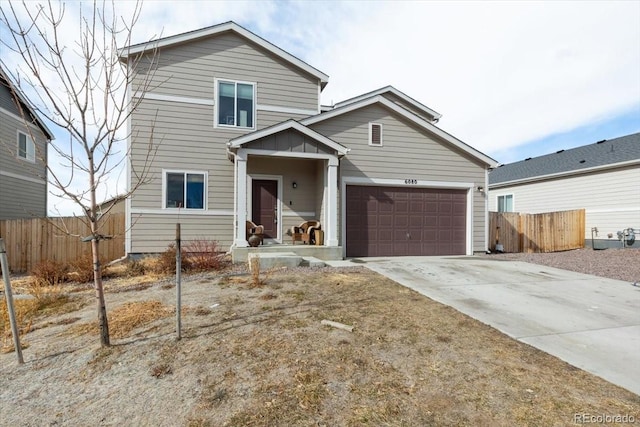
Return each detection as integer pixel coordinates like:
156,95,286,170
227,119,349,156
302,95,497,167
332,86,442,123
0,65,54,140
489,132,640,187
119,21,329,89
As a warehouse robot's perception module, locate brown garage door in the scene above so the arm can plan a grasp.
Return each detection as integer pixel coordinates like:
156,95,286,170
345,186,467,257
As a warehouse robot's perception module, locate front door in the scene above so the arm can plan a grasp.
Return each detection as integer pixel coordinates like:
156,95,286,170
252,179,278,239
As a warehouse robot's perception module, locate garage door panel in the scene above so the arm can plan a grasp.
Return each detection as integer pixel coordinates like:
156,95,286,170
346,185,467,257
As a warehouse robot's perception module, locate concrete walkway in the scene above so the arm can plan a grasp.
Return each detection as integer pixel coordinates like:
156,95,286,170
335,256,640,396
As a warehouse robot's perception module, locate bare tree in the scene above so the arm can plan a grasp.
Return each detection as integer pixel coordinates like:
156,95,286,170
1,0,160,346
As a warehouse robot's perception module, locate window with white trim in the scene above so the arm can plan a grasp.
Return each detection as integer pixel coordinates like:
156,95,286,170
497,194,513,212
17,131,35,162
165,171,206,209
369,122,383,146
216,79,255,128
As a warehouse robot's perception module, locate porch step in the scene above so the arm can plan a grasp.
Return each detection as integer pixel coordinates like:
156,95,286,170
248,252,302,272
232,244,343,263
300,257,326,268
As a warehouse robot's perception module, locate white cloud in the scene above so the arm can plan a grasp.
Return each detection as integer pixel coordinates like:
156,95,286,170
2,0,638,216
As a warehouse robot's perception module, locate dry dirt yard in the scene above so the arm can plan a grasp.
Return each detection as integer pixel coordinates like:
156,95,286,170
1,252,639,426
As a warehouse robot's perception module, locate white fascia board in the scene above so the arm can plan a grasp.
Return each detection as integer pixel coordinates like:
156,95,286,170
303,96,497,167
333,86,442,121
119,22,329,86
228,119,349,156
489,159,640,189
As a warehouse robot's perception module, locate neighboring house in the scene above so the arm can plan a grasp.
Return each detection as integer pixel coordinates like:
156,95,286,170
0,65,53,220
120,22,497,260
488,133,640,248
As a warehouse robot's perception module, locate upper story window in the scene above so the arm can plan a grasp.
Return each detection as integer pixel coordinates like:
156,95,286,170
369,122,383,146
17,131,35,162
165,171,206,209
216,79,255,129
497,194,513,212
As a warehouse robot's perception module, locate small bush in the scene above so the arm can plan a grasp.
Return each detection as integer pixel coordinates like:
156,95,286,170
31,259,68,287
183,239,226,272
68,253,96,283
151,244,191,274
124,258,147,276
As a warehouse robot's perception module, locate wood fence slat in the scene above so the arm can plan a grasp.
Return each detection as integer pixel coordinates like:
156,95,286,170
490,209,585,253
0,213,125,273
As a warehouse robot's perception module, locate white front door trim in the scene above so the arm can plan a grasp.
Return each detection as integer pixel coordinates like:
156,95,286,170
247,174,283,243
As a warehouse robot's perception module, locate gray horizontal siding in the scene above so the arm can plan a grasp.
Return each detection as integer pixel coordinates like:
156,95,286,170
129,213,234,253
309,104,487,252
132,32,319,111
0,110,48,178
0,109,48,219
0,82,21,115
0,174,46,219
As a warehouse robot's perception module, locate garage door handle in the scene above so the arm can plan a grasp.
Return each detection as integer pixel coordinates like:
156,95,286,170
407,232,411,240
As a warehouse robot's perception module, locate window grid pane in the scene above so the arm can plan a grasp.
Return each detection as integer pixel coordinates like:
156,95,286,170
186,173,204,209
166,173,185,208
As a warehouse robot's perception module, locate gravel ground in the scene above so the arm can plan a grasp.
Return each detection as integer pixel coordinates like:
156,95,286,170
480,247,640,283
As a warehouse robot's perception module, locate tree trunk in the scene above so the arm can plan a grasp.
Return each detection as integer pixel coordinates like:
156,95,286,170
92,236,110,346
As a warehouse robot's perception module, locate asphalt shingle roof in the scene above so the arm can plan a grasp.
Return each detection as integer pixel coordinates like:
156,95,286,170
489,132,640,185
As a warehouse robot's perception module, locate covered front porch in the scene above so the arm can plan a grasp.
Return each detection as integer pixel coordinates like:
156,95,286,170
227,120,349,263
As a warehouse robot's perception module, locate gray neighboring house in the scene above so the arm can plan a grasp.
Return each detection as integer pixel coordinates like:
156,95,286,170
120,21,497,260
0,65,53,220
488,133,640,248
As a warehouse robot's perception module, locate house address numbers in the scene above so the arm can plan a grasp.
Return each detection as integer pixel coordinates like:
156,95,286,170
404,179,418,185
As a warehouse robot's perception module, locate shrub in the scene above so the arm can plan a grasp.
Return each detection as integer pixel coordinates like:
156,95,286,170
68,253,96,283
124,258,147,277
152,244,191,274
183,238,226,272
31,259,68,287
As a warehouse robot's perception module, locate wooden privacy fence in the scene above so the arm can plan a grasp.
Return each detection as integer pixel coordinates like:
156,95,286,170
490,209,585,253
0,213,125,273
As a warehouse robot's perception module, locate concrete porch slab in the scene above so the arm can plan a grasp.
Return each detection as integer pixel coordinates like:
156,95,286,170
232,244,342,263
247,252,302,271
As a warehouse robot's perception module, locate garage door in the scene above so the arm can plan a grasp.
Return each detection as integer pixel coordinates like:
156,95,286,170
345,186,467,257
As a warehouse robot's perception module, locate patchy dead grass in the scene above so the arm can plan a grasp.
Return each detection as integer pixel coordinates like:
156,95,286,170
68,300,173,339
1,267,638,426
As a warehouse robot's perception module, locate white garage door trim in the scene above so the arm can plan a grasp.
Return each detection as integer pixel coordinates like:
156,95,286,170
341,176,475,258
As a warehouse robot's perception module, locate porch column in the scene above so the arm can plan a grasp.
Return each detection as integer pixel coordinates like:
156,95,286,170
234,150,249,247
326,159,339,246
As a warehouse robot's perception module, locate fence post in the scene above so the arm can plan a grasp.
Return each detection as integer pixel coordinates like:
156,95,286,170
0,238,24,364
176,223,181,340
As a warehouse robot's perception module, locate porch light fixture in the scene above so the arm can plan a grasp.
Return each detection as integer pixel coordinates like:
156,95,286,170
292,182,297,189
477,186,484,192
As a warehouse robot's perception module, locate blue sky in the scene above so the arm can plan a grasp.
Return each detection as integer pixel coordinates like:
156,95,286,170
2,0,639,214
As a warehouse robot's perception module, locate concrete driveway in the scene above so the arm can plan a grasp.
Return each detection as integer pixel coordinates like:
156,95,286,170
357,256,640,396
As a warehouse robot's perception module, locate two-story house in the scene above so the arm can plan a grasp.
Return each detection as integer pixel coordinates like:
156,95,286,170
120,22,497,260
0,65,53,220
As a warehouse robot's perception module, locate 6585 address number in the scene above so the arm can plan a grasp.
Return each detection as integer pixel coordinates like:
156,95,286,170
404,179,418,184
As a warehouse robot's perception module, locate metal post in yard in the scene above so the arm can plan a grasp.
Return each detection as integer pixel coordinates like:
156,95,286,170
176,223,182,340
0,238,24,363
